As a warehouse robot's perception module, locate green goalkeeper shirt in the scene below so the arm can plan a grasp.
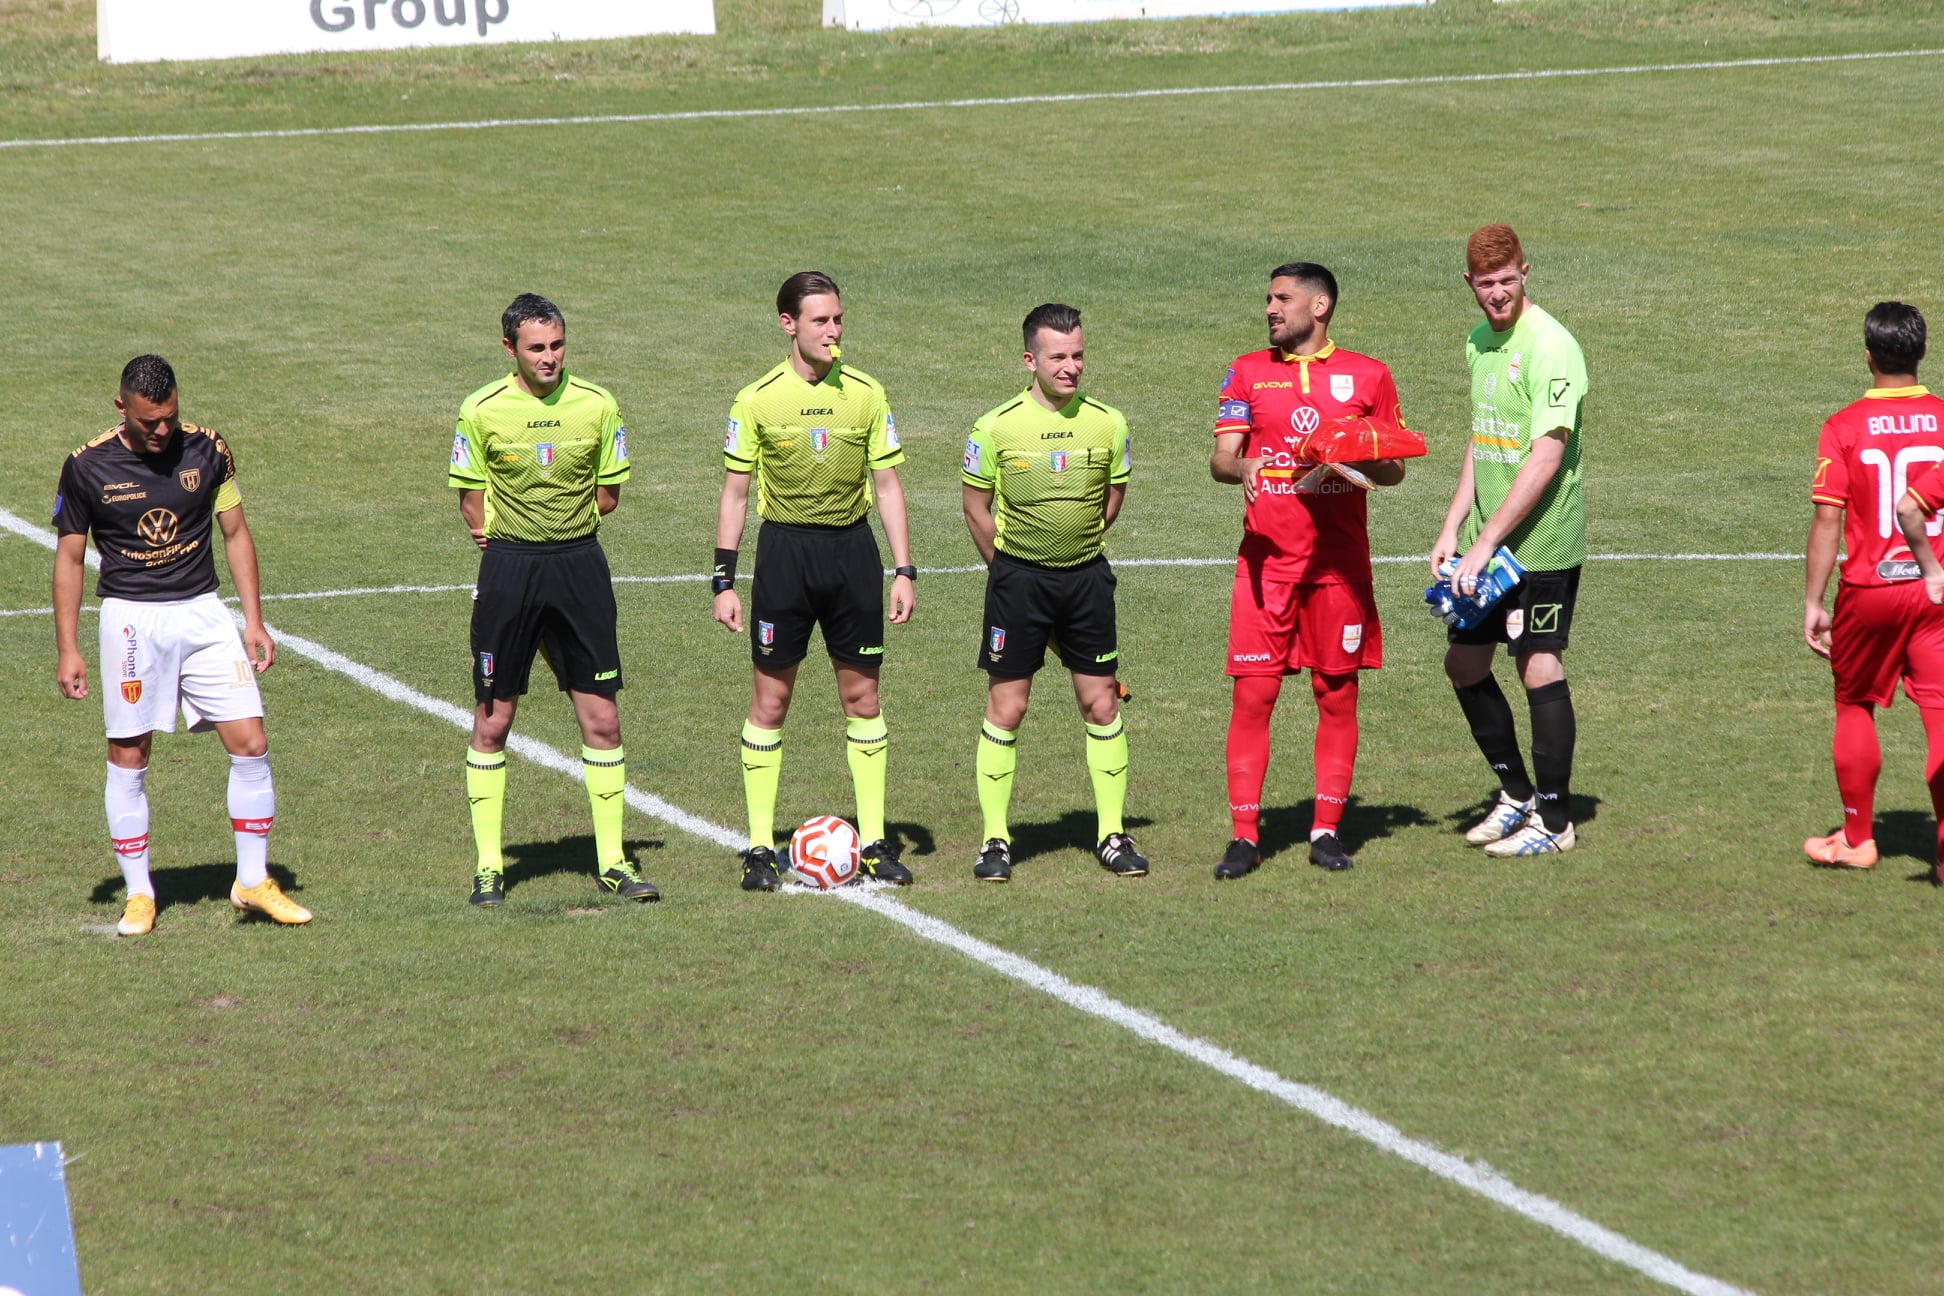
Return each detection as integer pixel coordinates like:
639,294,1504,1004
1462,302,1587,570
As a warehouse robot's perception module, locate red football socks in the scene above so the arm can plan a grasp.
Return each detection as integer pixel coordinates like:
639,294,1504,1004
1831,700,1881,847
1311,672,1359,836
1225,675,1281,842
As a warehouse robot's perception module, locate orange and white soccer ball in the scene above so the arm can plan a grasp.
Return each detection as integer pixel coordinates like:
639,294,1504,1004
788,815,861,889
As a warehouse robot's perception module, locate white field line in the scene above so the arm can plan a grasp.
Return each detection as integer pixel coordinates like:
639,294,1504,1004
0,48,1937,152
1,505,1753,1295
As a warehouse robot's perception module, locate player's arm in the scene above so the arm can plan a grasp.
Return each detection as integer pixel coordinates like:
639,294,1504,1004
53,532,89,700
1103,482,1127,531
1804,503,1843,658
1432,441,1480,574
1210,432,1265,504
712,469,752,633
1351,458,1405,487
1894,489,1944,605
457,490,488,550
1353,369,1408,487
963,484,997,565
218,503,275,672
1451,431,1566,591
597,485,621,516
872,465,916,625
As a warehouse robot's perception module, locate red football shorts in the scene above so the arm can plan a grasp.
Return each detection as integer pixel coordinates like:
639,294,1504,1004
1831,580,1944,707
1226,570,1382,677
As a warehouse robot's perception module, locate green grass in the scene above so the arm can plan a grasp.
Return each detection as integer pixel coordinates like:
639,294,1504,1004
3,1,1943,1292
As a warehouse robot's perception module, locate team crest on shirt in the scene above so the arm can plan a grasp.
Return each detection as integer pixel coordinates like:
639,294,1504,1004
179,468,201,492
1291,406,1321,435
1507,351,1523,383
1049,451,1068,473
1505,609,1525,640
1342,623,1363,653
121,680,142,704
1483,372,1497,398
1330,374,1355,402
810,428,829,453
536,443,556,468
52,493,63,519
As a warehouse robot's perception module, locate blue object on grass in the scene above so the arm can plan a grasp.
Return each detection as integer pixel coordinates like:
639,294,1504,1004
0,1143,83,1296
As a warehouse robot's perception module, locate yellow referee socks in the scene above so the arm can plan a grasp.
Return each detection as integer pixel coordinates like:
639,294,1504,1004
465,748,507,874
582,745,627,871
741,721,783,851
976,720,1018,844
846,714,889,844
1085,717,1129,840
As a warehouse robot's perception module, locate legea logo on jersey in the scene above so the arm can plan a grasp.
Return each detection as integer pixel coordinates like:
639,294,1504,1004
1291,406,1320,435
1330,374,1355,402
1049,451,1068,473
535,443,555,468
989,627,1006,652
179,468,202,492
810,428,829,453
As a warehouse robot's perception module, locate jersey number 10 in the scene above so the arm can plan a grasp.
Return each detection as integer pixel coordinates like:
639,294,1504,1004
1859,445,1944,540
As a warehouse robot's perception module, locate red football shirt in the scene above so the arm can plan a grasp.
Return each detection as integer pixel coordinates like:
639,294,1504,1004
1811,385,1944,587
1214,342,1404,583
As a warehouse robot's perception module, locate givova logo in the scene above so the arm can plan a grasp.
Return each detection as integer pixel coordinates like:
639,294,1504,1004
311,0,509,38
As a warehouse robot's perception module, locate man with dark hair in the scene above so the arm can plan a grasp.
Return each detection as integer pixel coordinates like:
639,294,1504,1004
53,356,309,934
1807,302,1944,873
713,271,917,891
449,293,654,906
1431,224,1588,856
1209,263,1410,878
962,303,1144,883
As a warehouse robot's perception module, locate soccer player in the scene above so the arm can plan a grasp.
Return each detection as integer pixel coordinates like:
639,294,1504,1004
449,294,656,906
1209,263,1409,879
52,355,309,935
1806,301,1944,874
1430,224,1588,857
963,303,1145,883
712,271,917,891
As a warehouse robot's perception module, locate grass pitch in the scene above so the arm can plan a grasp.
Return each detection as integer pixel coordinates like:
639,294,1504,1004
3,2,1943,1292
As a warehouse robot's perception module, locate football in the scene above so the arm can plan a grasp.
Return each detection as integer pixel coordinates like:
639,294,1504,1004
788,815,861,889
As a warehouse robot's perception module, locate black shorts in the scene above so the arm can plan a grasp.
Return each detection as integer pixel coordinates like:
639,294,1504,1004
1448,564,1580,656
979,552,1119,678
471,536,623,702
750,519,885,670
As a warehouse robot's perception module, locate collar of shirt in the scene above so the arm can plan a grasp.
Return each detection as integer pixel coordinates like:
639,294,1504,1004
1020,386,1085,418
1274,339,1336,395
1864,384,1931,399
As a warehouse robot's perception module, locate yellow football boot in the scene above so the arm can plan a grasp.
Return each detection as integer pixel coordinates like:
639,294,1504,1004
117,893,156,937
230,878,313,925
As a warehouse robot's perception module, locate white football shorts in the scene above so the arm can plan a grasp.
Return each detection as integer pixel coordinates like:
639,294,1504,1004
98,593,263,738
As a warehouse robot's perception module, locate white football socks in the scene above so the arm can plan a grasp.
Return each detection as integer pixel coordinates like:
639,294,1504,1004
227,753,275,888
105,762,153,899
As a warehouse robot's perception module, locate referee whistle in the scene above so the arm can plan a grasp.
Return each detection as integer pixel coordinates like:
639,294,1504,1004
828,344,842,360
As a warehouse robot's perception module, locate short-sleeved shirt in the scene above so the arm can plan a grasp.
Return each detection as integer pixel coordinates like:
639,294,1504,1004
1463,303,1587,570
447,372,629,543
55,424,243,601
1214,342,1403,584
963,389,1130,568
724,360,903,527
1815,385,1944,587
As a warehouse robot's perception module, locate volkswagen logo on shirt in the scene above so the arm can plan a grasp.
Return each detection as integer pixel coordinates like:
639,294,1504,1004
137,509,179,545
1291,406,1320,435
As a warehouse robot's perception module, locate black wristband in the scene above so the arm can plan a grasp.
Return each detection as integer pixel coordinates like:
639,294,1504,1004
712,547,739,595
893,565,918,581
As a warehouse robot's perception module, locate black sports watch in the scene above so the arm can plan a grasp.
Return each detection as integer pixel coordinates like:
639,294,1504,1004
892,565,918,581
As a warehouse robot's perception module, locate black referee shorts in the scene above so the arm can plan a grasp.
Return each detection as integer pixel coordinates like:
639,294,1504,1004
471,536,623,702
1448,564,1581,657
978,552,1119,679
750,519,886,671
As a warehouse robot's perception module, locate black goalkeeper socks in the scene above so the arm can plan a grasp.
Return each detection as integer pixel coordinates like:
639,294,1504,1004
1526,679,1576,833
1453,675,1534,802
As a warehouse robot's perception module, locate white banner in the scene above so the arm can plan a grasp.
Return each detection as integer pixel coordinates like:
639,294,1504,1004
98,0,715,64
825,0,1420,29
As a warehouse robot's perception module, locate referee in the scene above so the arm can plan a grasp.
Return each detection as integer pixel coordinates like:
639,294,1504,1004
449,293,656,905
713,271,917,891
963,303,1147,883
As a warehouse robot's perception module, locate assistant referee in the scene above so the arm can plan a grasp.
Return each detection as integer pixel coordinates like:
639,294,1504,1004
449,293,656,906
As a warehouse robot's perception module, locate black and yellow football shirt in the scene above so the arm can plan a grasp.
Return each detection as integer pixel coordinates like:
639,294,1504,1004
723,360,903,527
962,390,1131,568
447,372,630,543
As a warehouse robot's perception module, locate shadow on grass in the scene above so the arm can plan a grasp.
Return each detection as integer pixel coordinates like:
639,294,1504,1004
883,821,936,858
1257,797,1436,864
1439,790,1604,838
501,833,665,895
1006,810,1155,868
1850,809,1942,885
91,862,303,918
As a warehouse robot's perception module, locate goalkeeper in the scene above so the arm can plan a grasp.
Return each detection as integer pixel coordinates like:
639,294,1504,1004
1209,262,1414,879
1430,225,1588,858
